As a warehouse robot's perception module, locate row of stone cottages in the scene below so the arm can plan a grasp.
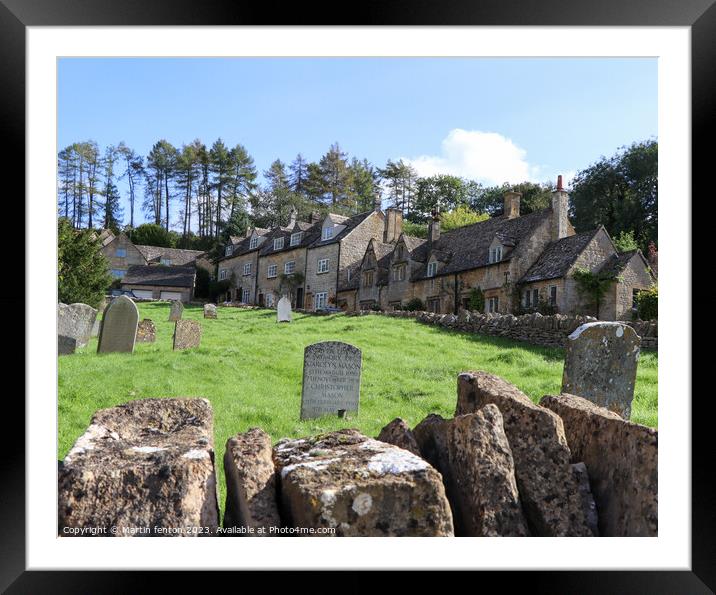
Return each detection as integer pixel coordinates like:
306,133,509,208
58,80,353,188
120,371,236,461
97,181,655,319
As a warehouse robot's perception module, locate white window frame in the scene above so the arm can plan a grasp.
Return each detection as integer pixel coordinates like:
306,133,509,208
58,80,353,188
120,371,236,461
322,227,333,241
243,262,252,276
160,258,172,266
273,237,284,251
290,231,302,246
315,292,328,309
115,248,127,258
266,293,275,307
284,260,295,274
219,269,228,280
267,264,278,278
488,296,499,312
242,288,250,303
225,245,233,256
490,246,503,263
249,236,258,250
317,258,329,273
427,261,437,278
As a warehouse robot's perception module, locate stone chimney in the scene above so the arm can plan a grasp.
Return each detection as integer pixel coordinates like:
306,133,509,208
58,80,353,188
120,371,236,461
383,207,403,244
551,174,569,241
503,190,521,219
428,208,441,246
310,211,322,224
373,194,382,212
288,207,298,227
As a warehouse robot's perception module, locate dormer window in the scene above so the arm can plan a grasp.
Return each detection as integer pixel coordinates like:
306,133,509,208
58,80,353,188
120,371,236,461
160,258,172,266
427,262,437,277
273,237,284,251
322,227,333,241
489,246,503,263
115,248,127,258
290,231,302,246
249,236,258,250
225,245,234,257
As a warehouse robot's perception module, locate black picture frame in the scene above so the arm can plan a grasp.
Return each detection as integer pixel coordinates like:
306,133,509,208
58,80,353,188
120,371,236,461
6,0,707,591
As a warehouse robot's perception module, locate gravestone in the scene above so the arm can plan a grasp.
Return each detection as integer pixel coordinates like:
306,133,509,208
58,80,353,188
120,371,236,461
168,300,184,322
277,296,292,323
561,321,641,419
136,319,156,343
204,303,217,319
58,335,77,355
91,319,101,337
58,303,98,348
97,295,139,354
300,341,362,420
173,319,202,350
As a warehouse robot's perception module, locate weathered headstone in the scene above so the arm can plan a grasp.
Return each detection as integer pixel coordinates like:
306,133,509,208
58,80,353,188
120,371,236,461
203,303,217,319
300,341,362,420
277,296,292,323
91,319,101,337
173,319,202,350
97,295,139,354
168,300,184,322
562,321,641,419
57,398,219,536
58,303,98,348
136,319,156,343
58,335,77,355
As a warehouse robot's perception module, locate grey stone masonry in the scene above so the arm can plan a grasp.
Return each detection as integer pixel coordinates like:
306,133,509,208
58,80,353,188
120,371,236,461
58,303,98,348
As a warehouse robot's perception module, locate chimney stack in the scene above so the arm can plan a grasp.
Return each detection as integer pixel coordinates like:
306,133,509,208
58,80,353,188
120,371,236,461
428,208,441,245
551,174,569,241
310,211,321,224
288,207,297,227
503,190,521,219
383,207,403,244
373,194,382,212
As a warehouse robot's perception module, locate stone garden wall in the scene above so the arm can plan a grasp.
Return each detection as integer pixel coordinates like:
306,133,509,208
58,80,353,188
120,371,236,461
348,309,658,350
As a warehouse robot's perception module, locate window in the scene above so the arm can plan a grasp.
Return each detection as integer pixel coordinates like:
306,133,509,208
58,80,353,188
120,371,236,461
427,298,441,313
632,288,640,310
266,293,274,308
489,246,503,263
532,288,539,306
225,245,234,257
290,232,302,246
427,262,437,277
242,288,250,303
362,271,374,286
524,290,531,308
317,258,329,273
322,227,333,241
284,261,295,274
267,264,277,278
111,269,125,279
160,258,172,266
249,236,258,250
243,262,252,276
315,292,328,309
273,237,284,251
392,264,406,282
488,296,499,312
115,248,126,258
219,269,228,280
549,286,557,307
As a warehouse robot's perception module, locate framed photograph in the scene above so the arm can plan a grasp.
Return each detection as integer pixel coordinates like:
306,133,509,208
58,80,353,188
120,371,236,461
7,0,707,591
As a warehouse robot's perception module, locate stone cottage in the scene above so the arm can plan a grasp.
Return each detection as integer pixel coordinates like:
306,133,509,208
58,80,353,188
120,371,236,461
215,226,271,303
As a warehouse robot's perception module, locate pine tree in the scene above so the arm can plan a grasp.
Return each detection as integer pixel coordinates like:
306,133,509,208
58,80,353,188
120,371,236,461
319,143,350,206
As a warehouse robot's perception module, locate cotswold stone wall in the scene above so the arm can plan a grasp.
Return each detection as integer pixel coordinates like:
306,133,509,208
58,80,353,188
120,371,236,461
348,309,658,350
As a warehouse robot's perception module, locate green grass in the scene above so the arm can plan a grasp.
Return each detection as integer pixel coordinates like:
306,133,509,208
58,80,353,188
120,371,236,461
59,303,658,511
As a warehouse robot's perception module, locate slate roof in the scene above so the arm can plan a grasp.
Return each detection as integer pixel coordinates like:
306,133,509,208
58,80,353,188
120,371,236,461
121,265,196,288
309,210,377,248
402,234,427,256
412,208,552,281
598,249,654,280
519,228,600,283
135,245,205,266
258,220,322,257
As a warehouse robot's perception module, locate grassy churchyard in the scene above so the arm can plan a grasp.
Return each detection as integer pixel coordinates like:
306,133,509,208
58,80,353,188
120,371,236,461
59,303,658,509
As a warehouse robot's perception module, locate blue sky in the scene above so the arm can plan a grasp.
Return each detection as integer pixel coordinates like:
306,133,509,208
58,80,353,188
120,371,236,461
58,57,657,226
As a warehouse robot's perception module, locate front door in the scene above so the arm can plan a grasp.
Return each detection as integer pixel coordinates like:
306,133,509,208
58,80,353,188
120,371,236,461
295,287,304,309
258,293,264,307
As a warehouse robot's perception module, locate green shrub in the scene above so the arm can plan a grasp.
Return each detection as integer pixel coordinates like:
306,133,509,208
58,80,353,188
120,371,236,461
636,284,658,320
467,286,485,311
209,279,231,302
404,297,425,311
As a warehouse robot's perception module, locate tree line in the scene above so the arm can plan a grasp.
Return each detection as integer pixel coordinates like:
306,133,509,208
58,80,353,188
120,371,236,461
58,138,658,253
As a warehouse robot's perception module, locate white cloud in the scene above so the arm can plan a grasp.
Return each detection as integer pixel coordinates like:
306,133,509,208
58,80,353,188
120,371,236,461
402,129,539,186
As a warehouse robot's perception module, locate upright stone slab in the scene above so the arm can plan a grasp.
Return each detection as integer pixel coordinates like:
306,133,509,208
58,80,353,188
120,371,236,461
562,321,641,419
300,341,362,420
58,398,219,536
273,429,454,536
203,303,217,319
541,394,657,536
58,335,77,355
223,428,281,534
456,371,592,536
277,296,292,323
58,302,98,348
97,295,139,354
173,319,202,350
168,300,184,322
136,319,156,343
376,418,421,456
